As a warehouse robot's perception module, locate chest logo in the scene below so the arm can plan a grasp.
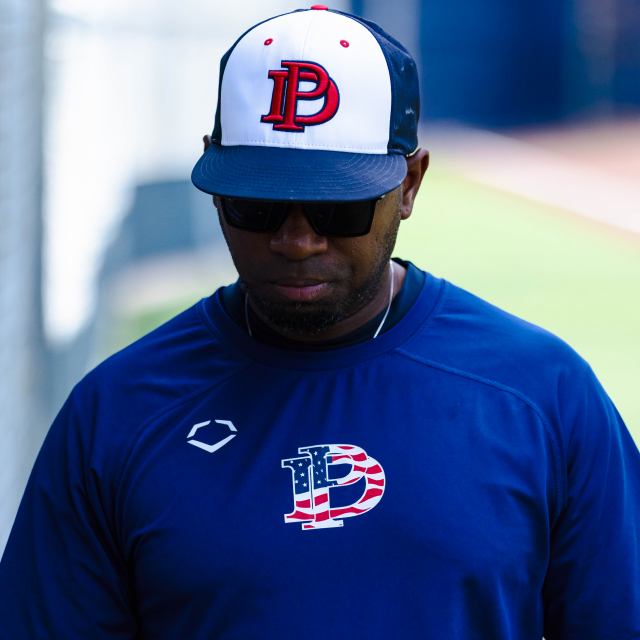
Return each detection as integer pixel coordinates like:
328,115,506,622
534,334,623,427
187,420,237,453
282,444,385,530
261,61,340,132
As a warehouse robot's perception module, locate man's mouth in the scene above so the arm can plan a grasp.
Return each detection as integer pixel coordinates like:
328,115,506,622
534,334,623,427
269,280,331,302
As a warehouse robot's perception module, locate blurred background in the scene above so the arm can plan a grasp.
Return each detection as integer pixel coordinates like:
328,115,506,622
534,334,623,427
1,0,639,554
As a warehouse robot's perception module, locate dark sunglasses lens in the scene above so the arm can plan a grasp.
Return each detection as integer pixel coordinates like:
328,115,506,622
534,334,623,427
223,198,284,231
305,200,377,237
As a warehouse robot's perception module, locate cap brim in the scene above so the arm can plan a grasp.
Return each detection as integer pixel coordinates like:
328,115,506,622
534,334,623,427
191,144,407,201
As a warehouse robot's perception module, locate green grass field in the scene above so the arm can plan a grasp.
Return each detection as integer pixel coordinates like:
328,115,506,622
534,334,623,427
111,166,640,444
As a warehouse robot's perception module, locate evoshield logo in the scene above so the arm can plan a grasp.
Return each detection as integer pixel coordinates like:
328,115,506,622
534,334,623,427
261,61,340,132
282,444,385,530
187,420,237,453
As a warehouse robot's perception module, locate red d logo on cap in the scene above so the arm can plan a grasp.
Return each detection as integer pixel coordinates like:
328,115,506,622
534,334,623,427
261,61,340,132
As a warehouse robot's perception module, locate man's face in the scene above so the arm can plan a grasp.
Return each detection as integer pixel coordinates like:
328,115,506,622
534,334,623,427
216,189,403,336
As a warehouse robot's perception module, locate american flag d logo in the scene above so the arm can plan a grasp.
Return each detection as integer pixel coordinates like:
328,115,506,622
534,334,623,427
281,444,385,530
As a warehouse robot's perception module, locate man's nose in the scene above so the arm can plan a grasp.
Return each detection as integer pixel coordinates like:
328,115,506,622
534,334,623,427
269,204,328,260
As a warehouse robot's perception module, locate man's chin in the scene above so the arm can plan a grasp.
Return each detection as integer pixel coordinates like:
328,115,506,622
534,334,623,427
243,247,392,336
250,296,348,336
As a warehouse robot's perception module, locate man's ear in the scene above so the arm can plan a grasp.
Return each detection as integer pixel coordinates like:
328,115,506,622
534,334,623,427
401,148,429,220
203,135,212,151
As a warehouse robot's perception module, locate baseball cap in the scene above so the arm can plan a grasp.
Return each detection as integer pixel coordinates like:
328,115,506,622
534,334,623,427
191,6,420,202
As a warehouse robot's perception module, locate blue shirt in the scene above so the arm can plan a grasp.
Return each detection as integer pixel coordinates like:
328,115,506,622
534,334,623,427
1,268,639,639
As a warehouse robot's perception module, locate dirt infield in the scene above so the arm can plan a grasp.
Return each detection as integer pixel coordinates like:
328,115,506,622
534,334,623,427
515,118,640,183
422,119,640,238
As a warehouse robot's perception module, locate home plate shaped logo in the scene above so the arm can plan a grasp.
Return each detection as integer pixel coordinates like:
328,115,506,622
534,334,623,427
281,444,385,530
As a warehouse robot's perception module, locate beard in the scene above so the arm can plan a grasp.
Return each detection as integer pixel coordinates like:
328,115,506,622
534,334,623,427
243,206,402,336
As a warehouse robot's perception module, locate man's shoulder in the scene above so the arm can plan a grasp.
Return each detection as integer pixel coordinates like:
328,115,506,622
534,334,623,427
402,277,592,410
73,299,248,437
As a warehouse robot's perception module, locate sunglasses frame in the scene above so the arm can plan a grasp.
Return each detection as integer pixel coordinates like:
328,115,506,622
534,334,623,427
219,195,385,238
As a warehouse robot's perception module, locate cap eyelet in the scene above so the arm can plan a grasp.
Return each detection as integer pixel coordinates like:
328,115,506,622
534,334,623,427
264,38,273,45
340,40,349,48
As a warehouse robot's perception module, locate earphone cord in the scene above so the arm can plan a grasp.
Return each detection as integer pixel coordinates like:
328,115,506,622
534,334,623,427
244,260,395,341
372,260,394,339
244,292,253,338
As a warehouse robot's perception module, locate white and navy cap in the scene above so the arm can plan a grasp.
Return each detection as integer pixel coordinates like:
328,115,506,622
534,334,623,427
191,6,420,201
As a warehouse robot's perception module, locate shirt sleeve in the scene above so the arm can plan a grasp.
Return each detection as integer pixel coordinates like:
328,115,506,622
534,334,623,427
543,366,640,639
0,390,139,639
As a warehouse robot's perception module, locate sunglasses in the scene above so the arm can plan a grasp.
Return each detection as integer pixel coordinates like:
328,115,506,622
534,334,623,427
219,196,383,238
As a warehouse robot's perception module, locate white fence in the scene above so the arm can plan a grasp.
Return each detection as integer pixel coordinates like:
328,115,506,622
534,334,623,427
0,0,45,555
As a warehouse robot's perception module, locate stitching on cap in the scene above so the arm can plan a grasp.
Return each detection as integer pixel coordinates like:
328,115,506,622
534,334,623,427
220,140,388,152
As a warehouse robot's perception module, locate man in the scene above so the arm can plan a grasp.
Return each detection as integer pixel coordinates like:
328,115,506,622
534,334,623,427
1,6,639,639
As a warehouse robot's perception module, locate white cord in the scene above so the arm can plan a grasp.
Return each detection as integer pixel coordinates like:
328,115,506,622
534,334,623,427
244,260,395,341
372,260,394,339
244,292,253,338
